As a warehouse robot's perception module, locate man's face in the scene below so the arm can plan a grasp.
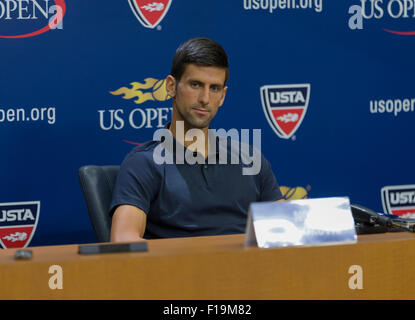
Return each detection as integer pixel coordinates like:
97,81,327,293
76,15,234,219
166,63,228,130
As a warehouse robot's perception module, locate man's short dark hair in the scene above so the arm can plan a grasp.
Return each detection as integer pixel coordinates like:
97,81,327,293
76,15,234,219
171,37,229,84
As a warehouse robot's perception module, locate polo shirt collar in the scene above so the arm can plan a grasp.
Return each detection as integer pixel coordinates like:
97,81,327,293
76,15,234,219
162,122,220,160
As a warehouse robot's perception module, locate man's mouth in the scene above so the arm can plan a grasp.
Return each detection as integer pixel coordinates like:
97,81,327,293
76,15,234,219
192,107,209,115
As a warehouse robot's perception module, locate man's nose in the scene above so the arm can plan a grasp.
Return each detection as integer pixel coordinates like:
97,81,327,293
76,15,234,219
198,87,210,105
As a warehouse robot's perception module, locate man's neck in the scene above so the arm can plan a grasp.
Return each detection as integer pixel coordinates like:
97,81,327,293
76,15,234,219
169,120,210,158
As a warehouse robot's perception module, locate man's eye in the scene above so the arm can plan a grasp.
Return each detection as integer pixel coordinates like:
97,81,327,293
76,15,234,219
191,82,200,88
211,86,221,92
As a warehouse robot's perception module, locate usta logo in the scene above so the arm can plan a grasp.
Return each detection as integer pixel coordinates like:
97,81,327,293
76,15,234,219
381,185,415,218
389,191,415,204
260,84,310,140
0,201,40,249
0,209,35,222
128,0,172,29
270,91,306,104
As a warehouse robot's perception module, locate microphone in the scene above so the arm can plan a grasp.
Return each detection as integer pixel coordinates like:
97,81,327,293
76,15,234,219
350,204,415,233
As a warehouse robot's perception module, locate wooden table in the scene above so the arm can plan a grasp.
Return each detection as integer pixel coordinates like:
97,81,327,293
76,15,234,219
1,232,415,299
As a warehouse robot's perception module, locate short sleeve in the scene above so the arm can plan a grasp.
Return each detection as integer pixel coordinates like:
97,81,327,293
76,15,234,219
108,149,160,217
259,155,283,202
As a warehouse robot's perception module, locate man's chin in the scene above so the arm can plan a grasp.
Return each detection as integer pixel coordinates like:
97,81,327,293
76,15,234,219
185,117,211,129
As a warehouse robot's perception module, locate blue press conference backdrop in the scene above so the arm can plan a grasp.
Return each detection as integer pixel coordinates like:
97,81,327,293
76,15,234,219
1,0,414,247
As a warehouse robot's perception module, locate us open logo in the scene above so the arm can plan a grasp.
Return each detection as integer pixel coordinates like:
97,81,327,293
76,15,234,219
381,185,415,218
128,0,172,29
98,76,172,145
260,84,310,139
0,0,65,39
348,0,415,35
0,201,40,249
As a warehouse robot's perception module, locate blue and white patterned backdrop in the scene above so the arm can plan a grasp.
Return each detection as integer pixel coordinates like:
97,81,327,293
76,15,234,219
1,0,414,247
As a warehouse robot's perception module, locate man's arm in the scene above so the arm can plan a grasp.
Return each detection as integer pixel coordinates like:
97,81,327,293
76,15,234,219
110,205,147,242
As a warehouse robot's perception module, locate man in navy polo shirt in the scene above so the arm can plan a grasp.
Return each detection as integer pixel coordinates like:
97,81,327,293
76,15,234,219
109,37,283,241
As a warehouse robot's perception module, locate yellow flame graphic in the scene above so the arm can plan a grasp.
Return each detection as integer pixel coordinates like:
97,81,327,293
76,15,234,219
280,186,309,200
110,78,171,104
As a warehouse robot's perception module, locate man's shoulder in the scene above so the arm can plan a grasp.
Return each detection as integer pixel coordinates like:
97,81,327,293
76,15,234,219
128,140,160,154
123,140,161,164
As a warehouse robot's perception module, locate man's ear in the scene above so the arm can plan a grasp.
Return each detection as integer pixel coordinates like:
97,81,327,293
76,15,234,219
166,75,176,98
218,86,228,107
